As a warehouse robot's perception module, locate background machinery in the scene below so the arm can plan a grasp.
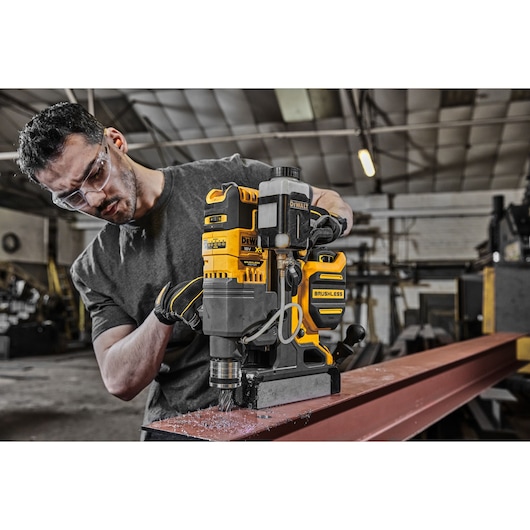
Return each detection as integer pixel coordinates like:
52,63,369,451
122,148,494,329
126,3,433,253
482,172,530,335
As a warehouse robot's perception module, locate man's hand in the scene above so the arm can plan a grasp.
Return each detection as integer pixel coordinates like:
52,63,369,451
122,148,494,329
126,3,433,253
309,205,346,246
154,277,203,330
310,185,354,235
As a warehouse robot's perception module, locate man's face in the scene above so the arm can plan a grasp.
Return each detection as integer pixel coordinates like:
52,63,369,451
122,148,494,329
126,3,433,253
36,133,137,224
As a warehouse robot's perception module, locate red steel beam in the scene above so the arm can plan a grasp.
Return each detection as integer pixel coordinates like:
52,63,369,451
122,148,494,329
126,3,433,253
143,332,527,441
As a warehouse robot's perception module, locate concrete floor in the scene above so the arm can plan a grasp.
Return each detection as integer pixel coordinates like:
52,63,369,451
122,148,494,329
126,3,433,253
0,346,147,441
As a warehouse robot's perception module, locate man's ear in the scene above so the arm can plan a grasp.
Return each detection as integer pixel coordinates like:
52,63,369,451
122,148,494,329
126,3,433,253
105,127,127,151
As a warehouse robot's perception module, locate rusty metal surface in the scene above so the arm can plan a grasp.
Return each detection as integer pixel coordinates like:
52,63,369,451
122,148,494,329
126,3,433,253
143,332,526,441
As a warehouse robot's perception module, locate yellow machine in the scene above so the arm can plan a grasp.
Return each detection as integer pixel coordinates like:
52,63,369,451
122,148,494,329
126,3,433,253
201,166,357,410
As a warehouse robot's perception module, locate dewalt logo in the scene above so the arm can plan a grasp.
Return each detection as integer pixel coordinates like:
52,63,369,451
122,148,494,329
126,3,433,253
242,236,258,246
290,199,309,211
312,289,345,299
241,235,261,253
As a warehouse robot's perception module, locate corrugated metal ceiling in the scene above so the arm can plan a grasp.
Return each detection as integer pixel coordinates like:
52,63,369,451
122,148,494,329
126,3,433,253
1,88,530,216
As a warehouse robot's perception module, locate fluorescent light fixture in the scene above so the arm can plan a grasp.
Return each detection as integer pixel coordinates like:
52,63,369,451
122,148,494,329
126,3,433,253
275,89,314,122
358,148,376,177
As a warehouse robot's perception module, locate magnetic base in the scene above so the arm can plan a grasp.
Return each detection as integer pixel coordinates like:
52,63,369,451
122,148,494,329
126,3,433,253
237,366,340,409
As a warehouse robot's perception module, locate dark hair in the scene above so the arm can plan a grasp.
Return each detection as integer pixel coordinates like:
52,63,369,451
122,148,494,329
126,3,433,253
17,102,104,184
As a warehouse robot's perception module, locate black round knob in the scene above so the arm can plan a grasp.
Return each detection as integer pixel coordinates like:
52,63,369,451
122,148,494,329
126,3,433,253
271,166,301,180
345,324,366,345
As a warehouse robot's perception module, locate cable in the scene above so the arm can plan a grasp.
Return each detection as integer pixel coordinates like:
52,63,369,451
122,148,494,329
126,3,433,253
240,271,303,345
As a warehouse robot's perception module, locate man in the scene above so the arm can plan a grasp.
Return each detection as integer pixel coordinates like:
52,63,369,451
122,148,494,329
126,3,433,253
17,101,354,431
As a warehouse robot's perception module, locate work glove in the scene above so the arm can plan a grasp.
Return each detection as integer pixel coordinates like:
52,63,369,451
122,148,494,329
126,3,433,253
309,206,347,246
154,276,203,331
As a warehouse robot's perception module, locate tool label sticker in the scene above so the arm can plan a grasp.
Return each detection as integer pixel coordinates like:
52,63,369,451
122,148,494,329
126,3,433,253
205,214,227,224
312,289,345,299
204,239,227,250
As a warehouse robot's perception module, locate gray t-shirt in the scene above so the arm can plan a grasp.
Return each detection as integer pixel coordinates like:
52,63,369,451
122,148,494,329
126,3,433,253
71,154,273,423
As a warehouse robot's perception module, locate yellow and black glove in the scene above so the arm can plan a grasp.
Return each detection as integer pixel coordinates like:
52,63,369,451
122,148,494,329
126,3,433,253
154,276,203,330
309,205,346,246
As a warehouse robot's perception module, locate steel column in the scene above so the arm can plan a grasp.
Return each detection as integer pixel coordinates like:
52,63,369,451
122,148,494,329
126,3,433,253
143,332,526,441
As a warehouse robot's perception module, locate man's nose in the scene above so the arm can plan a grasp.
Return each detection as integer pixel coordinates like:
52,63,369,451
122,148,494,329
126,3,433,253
84,189,106,209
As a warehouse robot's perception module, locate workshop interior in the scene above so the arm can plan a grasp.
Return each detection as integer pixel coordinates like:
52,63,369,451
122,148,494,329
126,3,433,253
3,88,530,441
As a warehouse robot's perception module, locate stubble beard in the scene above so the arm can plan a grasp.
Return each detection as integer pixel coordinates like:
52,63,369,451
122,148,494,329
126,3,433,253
102,165,138,225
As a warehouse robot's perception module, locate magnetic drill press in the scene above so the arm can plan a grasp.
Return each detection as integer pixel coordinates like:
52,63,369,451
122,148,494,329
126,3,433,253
201,166,360,410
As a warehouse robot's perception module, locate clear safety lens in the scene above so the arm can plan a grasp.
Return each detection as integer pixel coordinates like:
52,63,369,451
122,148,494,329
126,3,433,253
51,139,111,211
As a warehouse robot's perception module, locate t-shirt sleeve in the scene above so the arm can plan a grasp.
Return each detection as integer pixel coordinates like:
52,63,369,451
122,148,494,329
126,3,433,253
232,154,273,187
70,262,136,342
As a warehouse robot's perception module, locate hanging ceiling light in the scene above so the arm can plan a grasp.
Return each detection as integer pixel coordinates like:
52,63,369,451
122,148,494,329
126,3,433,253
358,148,376,177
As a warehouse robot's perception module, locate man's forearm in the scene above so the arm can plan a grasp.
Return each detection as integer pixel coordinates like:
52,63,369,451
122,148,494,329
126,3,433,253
94,312,174,401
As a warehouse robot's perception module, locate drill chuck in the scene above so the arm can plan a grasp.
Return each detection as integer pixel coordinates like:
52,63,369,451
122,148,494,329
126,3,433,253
210,358,242,389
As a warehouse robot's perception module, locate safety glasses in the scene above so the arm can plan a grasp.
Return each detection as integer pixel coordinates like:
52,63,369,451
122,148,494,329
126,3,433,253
52,136,112,211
